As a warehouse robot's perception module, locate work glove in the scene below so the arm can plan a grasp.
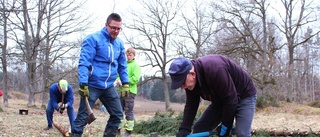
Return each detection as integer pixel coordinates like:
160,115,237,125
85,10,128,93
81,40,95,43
79,83,89,98
59,107,64,114
217,124,232,137
57,104,64,114
121,84,130,98
59,104,68,114
58,102,63,107
176,128,190,137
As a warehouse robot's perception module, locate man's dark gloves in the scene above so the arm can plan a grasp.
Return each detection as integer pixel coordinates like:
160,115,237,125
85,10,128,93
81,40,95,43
217,124,232,137
59,106,65,114
176,129,190,137
79,83,89,98
57,103,67,114
121,84,130,98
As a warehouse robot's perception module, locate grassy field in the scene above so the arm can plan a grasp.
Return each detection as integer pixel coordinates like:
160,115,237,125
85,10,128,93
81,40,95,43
1,93,320,137
0,94,184,137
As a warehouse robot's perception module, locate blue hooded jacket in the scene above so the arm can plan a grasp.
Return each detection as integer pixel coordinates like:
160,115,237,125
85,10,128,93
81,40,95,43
78,27,129,89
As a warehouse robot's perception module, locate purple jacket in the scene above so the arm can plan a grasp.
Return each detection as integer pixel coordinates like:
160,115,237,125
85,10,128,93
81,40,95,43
180,55,256,131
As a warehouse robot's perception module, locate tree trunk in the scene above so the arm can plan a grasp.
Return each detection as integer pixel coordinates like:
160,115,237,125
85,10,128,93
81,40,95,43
1,2,9,107
162,77,170,110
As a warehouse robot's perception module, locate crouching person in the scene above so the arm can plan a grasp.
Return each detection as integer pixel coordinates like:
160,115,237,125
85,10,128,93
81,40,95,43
169,55,257,137
44,79,75,131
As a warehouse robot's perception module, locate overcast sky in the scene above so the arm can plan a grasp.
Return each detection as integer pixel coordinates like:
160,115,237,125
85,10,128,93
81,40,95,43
86,0,138,32
84,0,320,76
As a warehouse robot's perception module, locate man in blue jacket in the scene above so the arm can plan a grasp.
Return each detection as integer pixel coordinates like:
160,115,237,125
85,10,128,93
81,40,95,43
169,55,257,137
44,79,75,130
71,13,130,137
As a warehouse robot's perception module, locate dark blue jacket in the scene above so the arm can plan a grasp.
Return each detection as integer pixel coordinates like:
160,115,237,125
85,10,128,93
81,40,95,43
180,54,257,131
49,83,74,110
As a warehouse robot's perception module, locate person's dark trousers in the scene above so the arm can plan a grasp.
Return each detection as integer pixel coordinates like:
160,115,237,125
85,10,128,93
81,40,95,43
46,99,75,129
192,94,256,137
234,94,256,137
120,93,136,120
192,103,223,133
71,86,123,135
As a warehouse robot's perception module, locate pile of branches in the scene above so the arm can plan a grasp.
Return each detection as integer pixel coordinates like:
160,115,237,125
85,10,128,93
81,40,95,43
133,110,319,136
133,109,187,136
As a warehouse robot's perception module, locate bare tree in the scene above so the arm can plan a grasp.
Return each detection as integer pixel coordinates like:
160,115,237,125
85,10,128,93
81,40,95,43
210,0,282,96
275,0,320,101
176,0,218,59
124,0,184,110
0,0,19,107
7,0,90,107
172,0,219,105
39,0,89,107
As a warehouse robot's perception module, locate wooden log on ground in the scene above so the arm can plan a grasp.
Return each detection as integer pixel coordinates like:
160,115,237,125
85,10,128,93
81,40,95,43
53,121,69,137
251,129,320,136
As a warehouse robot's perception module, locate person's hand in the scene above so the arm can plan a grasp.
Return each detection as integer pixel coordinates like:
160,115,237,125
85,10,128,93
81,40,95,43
114,80,122,87
58,102,63,107
58,104,66,114
121,84,130,98
176,129,190,137
217,124,232,137
60,104,68,109
79,83,89,98
59,107,64,114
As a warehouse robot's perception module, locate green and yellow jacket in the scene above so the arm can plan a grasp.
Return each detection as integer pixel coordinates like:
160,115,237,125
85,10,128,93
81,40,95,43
119,59,141,94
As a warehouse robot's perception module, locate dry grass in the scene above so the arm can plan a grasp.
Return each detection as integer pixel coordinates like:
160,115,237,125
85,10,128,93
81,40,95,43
0,96,181,137
253,102,320,132
0,99,137,137
257,102,320,115
1,95,320,137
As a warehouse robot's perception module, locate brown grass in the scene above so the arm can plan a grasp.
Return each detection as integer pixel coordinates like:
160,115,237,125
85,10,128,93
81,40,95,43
1,95,320,136
0,95,183,137
253,102,320,132
257,102,320,115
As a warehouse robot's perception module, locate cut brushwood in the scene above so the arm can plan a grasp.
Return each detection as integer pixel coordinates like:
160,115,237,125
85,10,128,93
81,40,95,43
53,121,69,137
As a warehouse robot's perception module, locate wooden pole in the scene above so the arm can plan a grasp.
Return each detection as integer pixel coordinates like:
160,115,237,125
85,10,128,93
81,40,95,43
53,121,69,137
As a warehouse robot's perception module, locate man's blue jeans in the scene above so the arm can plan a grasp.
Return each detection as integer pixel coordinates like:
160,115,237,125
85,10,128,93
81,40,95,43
46,100,75,129
71,86,123,134
193,94,257,137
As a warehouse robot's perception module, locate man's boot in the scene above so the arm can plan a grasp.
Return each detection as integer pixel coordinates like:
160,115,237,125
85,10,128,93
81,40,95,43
70,133,82,137
124,120,134,136
104,129,118,137
43,125,53,130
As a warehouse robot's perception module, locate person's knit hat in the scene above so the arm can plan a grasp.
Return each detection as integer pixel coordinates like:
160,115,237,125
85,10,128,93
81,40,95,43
59,80,68,93
168,57,192,89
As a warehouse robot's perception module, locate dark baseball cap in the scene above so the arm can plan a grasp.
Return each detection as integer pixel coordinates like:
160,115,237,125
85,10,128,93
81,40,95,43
168,57,192,89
